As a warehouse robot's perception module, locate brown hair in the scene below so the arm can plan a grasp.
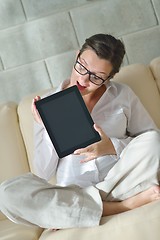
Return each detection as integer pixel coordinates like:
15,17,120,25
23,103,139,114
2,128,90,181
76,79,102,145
80,34,125,76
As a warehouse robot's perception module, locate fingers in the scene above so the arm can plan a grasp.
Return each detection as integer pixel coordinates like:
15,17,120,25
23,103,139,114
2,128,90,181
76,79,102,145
74,148,88,155
32,96,41,108
80,157,94,163
73,124,104,162
74,150,95,163
31,96,43,124
74,144,94,155
74,124,115,162
31,96,40,110
74,146,96,163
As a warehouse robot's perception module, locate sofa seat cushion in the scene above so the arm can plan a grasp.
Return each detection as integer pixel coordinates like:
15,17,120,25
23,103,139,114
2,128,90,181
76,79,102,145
39,200,160,240
0,219,43,240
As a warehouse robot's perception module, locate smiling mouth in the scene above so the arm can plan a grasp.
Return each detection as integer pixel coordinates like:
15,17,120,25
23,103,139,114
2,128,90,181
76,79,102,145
77,81,87,91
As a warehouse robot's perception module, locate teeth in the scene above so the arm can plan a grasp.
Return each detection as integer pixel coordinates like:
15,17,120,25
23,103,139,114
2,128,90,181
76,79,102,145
78,82,85,88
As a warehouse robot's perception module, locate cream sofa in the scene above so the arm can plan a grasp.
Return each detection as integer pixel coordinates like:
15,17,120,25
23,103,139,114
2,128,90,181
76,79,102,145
0,57,160,240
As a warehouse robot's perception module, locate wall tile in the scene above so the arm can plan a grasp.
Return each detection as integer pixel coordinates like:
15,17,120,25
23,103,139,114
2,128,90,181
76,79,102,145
0,0,159,103
123,26,160,64
70,0,157,46
0,61,52,103
0,0,26,30
0,57,3,71
46,50,76,87
21,0,104,20
0,12,79,69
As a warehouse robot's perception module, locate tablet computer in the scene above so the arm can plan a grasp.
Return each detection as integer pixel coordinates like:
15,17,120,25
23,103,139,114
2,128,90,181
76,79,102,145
35,85,101,158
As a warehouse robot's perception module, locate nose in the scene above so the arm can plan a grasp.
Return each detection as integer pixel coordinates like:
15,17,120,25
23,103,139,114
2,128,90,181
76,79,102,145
79,73,90,85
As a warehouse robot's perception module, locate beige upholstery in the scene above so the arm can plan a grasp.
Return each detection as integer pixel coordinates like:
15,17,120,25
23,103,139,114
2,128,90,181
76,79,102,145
150,57,160,91
0,219,43,240
0,102,29,183
113,61,160,128
40,200,160,240
0,57,160,240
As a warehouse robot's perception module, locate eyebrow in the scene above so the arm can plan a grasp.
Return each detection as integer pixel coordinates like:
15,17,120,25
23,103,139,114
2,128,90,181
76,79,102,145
79,57,108,76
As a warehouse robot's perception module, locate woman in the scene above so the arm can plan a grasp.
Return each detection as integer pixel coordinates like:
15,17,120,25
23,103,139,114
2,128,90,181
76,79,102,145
0,34,160,229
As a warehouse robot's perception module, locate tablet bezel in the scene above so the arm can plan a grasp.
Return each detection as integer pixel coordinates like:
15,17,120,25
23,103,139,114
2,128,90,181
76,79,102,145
35,85,101,158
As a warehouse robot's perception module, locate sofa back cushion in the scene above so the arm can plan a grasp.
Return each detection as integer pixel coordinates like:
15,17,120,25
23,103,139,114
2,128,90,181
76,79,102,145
150,57,160,94
113,60,160,128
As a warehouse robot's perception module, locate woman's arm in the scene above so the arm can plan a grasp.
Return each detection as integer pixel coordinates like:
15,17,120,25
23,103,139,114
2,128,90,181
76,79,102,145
32,96,59,181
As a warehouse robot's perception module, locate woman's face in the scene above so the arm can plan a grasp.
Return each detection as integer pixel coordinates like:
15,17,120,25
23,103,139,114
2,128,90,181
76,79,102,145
69,49,113,96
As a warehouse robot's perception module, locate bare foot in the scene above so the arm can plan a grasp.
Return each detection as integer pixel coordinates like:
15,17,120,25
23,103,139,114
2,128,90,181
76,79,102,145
122,185,160,210
102,185,160,216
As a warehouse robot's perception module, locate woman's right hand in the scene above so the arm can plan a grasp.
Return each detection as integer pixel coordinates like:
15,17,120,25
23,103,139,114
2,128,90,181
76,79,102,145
31,96,43,125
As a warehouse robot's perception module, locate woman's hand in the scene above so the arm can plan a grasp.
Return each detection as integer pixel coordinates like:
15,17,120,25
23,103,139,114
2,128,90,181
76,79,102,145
74,124,116,163
31,96,43,125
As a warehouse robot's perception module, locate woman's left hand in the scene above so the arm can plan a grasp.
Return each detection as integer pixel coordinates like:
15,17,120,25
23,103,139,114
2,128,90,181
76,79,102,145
74,124,116,163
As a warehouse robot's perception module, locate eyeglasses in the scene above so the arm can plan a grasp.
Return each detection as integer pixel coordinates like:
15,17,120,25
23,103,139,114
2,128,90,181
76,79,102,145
74,57,111,86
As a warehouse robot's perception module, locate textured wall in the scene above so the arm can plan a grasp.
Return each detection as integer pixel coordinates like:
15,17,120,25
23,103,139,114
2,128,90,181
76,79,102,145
0,0,160,103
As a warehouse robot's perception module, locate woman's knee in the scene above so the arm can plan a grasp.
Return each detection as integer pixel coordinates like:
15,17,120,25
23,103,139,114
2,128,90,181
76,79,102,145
151,130,160,142
134,130,160,151
146,130,160,152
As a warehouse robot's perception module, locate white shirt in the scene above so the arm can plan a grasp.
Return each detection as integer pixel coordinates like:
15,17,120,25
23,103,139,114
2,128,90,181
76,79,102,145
33,80,157,187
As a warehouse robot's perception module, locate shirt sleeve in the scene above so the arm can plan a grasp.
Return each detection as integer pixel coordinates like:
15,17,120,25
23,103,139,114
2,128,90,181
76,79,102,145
110,136,134,158
33,121,59,181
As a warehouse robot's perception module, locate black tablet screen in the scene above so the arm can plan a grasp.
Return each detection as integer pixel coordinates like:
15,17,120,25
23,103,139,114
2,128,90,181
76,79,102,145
35,86,101,158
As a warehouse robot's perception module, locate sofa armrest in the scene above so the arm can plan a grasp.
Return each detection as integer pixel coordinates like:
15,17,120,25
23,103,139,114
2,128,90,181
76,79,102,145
150,57,160,93
0,102,29,182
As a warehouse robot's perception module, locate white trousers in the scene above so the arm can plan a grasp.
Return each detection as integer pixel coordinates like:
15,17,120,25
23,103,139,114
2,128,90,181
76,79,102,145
0,130,160,229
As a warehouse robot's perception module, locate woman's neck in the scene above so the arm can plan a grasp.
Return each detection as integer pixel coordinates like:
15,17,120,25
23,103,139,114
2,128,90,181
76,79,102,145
83,84,106,113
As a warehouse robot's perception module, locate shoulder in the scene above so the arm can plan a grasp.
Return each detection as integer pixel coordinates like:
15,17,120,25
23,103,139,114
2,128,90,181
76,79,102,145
107,80,135,95
108,80,131,90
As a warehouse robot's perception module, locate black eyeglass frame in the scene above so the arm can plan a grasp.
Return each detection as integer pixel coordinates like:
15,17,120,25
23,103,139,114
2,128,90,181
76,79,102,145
74,57,112,86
